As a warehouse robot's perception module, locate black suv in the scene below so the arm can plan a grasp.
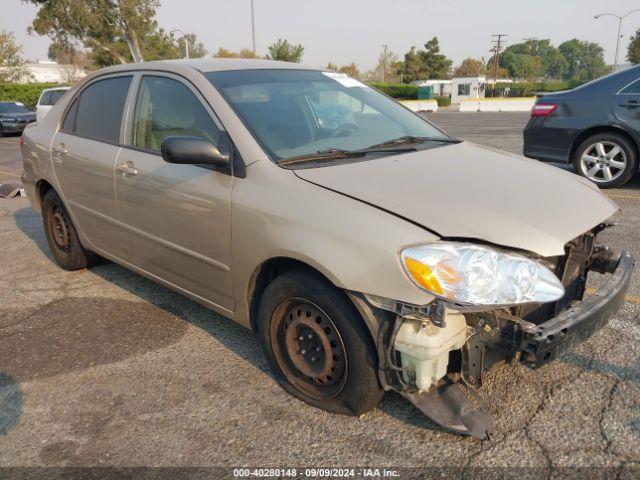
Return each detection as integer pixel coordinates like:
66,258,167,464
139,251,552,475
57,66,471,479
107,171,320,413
524,66,640,188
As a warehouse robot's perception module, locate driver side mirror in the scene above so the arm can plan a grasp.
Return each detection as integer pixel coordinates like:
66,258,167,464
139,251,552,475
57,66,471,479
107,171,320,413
161,136,230,167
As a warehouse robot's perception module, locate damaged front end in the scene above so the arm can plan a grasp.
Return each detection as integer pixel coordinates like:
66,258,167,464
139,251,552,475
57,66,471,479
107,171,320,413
349,226,634,440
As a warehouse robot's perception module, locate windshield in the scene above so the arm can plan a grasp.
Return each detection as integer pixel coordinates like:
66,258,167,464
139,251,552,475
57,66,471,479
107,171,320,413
0,102,31,114
205,69,449,162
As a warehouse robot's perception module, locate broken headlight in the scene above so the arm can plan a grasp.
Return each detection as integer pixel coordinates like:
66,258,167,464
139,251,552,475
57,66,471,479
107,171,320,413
400,242,564,307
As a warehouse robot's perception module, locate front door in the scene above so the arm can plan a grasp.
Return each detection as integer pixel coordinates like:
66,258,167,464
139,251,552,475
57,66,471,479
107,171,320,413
52,75,133,258
115,74,234,311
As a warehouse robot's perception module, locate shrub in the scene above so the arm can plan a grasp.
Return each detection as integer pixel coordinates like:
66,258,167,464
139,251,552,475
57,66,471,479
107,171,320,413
485,80,583,98
0,83,68,107
368,82,418,100
434,95,451,107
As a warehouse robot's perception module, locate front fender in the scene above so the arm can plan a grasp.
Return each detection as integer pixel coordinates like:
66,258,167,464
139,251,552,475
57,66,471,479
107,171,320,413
231,160,439,328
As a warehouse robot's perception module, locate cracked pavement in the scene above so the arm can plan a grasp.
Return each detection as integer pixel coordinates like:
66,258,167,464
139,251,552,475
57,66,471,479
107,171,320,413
1,113,639,476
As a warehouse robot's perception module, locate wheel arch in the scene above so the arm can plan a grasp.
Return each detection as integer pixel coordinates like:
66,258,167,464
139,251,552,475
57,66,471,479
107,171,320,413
35,178,55,211
247,256,368,336
570,125,640,168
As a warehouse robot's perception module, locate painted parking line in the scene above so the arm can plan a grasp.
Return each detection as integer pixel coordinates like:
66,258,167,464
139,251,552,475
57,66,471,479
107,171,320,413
606,193,640,200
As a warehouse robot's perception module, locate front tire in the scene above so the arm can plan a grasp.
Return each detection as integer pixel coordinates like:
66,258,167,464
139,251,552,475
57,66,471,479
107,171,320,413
42,189,96,270
573,133,637,188
257,269,383,416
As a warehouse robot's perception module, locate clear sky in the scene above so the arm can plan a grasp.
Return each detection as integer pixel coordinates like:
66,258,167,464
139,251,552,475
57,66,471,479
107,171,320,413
4,0,640,70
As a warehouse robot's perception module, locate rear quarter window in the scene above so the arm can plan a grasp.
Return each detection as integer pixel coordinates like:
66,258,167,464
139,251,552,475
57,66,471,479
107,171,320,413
621,79,640,94
39,91,52,106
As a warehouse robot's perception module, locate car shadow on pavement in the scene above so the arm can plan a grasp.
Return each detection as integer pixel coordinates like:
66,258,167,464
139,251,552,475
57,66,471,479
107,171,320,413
12,207,269,379
11,206,470,437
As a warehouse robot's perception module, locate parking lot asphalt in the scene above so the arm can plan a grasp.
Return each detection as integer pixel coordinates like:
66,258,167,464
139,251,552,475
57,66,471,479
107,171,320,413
1,112,640,476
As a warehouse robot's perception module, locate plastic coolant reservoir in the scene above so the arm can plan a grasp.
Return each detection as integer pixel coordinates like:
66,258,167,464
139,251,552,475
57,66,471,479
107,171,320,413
394,311,470,392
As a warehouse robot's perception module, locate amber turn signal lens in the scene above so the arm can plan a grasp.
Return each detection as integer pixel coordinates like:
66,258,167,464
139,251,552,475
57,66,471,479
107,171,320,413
404,257,444,294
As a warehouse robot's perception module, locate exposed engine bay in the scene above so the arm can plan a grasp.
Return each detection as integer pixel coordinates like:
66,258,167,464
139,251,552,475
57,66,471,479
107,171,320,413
349,225,634,439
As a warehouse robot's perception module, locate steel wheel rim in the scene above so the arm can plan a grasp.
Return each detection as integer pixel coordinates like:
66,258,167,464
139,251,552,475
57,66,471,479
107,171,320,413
270,298,347,400
50,207,71,250
580,141,627,183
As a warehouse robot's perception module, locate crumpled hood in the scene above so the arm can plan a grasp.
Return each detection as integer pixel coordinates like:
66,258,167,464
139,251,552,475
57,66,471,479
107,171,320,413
293,142,618,257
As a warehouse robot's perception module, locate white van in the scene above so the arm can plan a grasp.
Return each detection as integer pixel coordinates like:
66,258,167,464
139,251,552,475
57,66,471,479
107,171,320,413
35,86,70,122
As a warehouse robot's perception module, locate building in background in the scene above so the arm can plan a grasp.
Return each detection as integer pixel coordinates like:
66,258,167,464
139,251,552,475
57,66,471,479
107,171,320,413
415,79,452,97
451,75,512,104
19,60,87,84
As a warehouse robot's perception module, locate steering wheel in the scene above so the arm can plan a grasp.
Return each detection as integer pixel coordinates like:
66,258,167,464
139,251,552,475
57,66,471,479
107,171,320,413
330,122,358,138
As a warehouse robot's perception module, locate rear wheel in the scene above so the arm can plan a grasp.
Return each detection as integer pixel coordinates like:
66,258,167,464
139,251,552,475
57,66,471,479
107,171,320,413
257,269,383,415
573,133,637,188
42,189,96,270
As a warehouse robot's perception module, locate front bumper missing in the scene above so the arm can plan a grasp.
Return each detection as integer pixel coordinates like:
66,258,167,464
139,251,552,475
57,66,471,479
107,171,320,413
520,250,634,368
348,250,634,441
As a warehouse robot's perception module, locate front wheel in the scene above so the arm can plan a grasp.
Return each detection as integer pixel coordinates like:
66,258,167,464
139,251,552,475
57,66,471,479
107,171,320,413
573,133,637,188
257,269,383,416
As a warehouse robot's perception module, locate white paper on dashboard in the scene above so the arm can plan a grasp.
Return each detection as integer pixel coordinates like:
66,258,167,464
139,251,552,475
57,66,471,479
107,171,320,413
322,71,368,88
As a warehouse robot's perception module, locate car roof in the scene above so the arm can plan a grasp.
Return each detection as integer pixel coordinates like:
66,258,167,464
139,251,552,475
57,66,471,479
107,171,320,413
42,86,71,91
95,58,324,75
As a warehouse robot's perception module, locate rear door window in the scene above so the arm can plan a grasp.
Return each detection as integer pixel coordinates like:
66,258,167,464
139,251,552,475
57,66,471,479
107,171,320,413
62,76,132,143
39,91,51,105
49,90,67,105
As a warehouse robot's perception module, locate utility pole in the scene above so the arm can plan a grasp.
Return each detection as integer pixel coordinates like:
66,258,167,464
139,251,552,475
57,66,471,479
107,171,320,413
381,44,389,83
170,29,189,59
523,37,537,54
594,9,640,70
251,0,256,56
490,34,507,81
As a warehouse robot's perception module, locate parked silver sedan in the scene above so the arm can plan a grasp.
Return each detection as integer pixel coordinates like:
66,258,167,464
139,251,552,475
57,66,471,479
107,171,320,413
20,59,634,439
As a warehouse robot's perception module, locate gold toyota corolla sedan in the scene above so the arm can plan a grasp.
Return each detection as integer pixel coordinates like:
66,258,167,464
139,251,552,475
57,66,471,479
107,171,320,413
20,59,634,439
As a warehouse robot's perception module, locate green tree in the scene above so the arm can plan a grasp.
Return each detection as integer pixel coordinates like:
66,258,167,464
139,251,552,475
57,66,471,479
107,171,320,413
25,0,174,64
213,47,260,59
628,28,640,64
176,33,207,59
454,58,486,76
421,37,451,79
325,62,361,78
371,47,400,83
0,30,27,82
496,39,566,80
400,46,423,83
558,39,609,81
47,39,93,80
399,37,452,82
266,39,303,63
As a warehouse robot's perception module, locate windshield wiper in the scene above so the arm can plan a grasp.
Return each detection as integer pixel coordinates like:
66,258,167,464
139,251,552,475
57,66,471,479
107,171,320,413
278,147,415,166
365,135,461,150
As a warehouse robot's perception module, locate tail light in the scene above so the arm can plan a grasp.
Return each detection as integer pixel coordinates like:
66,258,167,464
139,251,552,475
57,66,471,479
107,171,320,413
531,103,557,117
20,136,24,147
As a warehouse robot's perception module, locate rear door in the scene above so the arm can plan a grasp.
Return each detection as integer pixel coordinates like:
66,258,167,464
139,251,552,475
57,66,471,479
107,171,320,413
52,74,133,259
115,73,234,311
613,77,640,134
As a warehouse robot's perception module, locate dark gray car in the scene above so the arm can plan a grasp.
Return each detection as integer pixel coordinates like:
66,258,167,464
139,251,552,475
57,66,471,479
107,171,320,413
523,65,640,188
0,101,36,136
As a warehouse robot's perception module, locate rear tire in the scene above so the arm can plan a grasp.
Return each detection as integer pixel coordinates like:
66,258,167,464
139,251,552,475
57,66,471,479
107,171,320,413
42,189,97,270
573,132,637,188
257,269,383,416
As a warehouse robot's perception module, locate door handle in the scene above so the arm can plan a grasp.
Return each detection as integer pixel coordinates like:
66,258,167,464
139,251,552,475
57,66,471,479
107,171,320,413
621,100,639,109
116,161,138,176
52,143,68,154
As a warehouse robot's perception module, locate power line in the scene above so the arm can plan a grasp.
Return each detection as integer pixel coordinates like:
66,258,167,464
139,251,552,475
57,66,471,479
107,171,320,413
490,34,508,84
